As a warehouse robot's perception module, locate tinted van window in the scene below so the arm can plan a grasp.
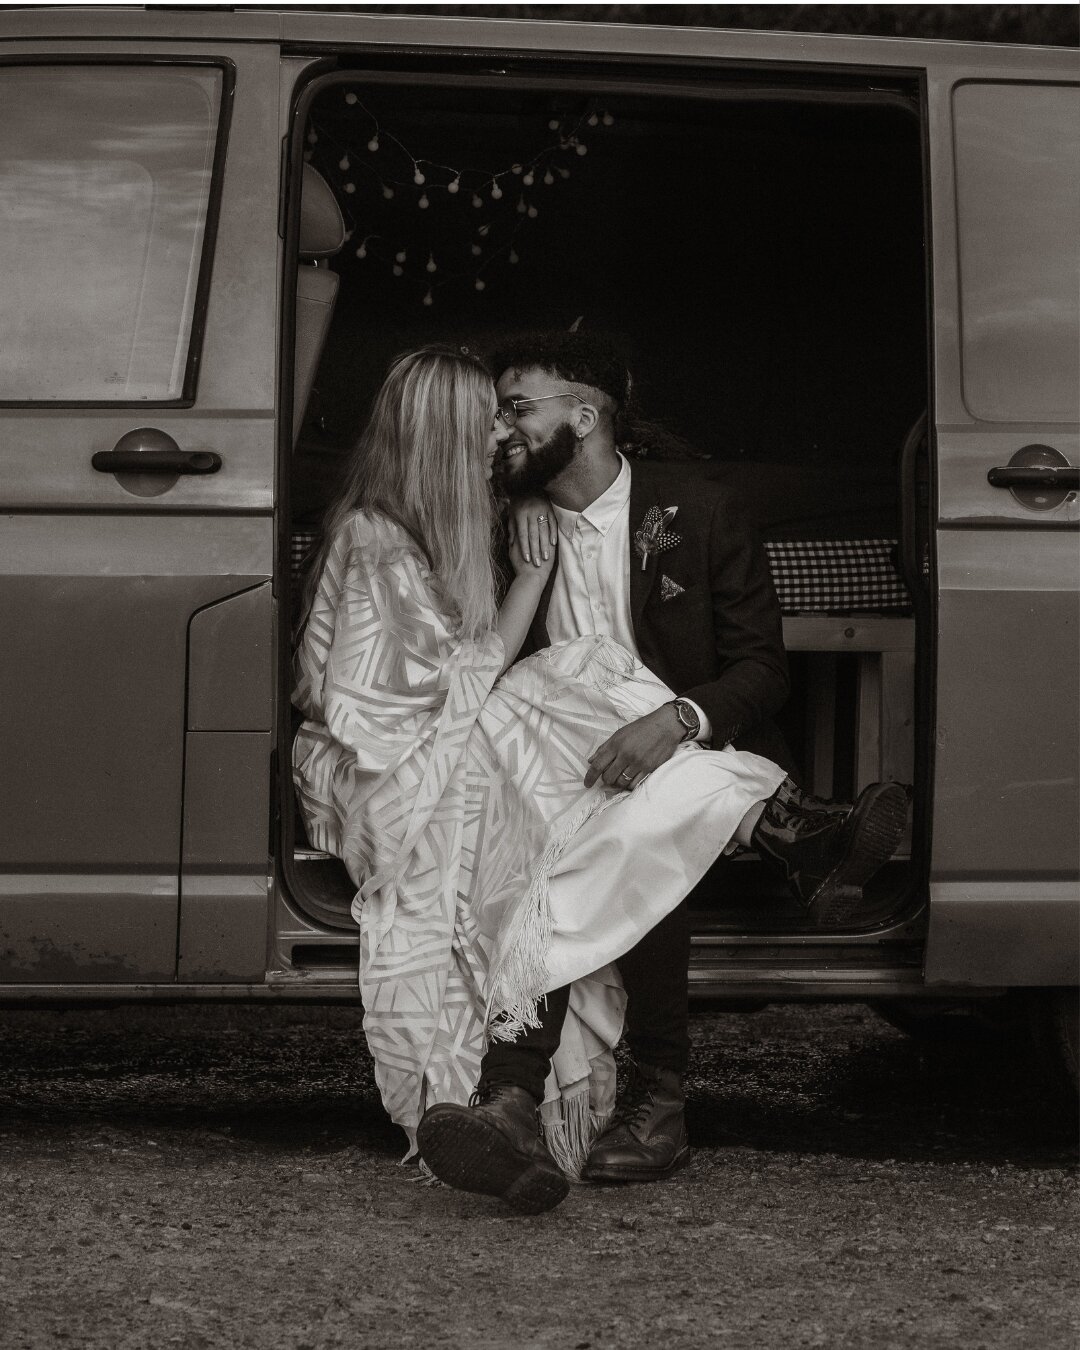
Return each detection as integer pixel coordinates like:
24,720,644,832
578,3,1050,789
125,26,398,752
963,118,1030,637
953,82,1080,423
0,65,223,402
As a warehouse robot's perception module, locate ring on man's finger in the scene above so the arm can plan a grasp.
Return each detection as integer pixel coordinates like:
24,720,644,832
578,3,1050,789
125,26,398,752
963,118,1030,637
536,513,548,523
618,769,634,782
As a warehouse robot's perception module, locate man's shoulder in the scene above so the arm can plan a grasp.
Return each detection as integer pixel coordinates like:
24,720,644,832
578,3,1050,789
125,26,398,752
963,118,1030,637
627,456,739,520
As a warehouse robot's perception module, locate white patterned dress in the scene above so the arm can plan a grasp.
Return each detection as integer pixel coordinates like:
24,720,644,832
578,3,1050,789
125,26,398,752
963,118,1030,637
292,510,783,1169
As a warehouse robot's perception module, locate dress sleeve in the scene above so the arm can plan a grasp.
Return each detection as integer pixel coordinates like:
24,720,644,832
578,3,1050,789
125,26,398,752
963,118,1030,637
297,513,503,773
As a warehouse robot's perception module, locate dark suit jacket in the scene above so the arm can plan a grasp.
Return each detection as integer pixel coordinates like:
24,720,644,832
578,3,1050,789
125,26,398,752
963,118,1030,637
524,457,793,767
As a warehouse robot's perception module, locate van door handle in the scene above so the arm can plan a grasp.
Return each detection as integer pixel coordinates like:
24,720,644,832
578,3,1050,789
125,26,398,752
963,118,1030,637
987,466,1079,489
92,427,222,476
93,448,222,475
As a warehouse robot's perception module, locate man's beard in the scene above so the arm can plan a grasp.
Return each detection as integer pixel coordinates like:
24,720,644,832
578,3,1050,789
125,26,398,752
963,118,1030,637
496,421,577,496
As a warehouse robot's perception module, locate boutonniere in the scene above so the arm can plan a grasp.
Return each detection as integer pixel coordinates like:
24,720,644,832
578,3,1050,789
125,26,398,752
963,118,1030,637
633,505,682,572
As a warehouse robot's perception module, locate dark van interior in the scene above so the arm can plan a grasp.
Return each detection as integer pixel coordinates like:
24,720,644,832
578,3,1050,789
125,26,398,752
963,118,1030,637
281,67,929,953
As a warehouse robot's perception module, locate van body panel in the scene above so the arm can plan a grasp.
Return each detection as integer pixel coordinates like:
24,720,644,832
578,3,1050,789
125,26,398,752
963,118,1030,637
0,39,280,983
925,882,1080,986
0,878,176,984
1,10,1076,76
187,583,274,733
178,732,272,984
924,58,1080,982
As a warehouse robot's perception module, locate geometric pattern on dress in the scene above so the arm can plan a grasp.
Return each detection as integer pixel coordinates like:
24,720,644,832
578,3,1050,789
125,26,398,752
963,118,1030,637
293,511,642,1150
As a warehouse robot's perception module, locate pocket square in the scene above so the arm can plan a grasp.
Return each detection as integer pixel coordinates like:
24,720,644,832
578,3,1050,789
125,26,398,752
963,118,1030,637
660,574,685,602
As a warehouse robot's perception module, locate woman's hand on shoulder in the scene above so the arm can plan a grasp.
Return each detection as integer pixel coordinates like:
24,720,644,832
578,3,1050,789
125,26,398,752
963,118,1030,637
508,525,556,585
507,494,558,572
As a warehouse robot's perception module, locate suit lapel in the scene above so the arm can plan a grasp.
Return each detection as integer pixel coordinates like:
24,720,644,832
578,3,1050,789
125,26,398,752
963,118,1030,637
629,459,662,635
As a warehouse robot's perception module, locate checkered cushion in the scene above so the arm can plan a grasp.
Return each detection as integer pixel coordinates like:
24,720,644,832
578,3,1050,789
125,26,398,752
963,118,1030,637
292,531,319,586
764,538,911,614
291,531,911,615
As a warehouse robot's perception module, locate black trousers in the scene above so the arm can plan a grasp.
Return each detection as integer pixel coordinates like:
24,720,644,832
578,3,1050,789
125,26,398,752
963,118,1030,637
480,899,692,1102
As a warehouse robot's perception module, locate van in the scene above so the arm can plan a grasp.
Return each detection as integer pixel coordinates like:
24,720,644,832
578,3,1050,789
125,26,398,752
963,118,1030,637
1,8,1076,1090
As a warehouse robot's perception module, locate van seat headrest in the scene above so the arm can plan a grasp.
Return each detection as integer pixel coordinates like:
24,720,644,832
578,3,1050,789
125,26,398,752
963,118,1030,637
300,164,345,259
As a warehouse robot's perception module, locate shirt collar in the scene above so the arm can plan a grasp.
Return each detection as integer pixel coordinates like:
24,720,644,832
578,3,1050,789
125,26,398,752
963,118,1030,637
551,453,631,539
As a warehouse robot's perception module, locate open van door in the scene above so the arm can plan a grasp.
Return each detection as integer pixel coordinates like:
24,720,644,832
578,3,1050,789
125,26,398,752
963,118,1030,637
0,37,281,986
925,60,1080,985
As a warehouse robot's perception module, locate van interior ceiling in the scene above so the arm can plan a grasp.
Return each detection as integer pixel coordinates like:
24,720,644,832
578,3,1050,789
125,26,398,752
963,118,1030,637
286,72,928,936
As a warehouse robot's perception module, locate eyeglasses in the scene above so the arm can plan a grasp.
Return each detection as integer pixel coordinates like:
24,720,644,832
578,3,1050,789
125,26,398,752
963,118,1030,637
495,391,587,427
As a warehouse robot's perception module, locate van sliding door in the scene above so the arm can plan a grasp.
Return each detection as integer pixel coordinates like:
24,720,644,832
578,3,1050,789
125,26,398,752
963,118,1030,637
925,67,1080,986
0,45,280,988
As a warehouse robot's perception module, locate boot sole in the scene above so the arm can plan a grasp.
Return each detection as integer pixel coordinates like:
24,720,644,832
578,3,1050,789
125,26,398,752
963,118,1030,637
416,1105,569,1215
807,782,909,926
583,1144,692,1184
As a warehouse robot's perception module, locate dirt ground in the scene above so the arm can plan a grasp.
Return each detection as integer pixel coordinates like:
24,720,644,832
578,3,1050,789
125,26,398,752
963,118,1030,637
1,1002,1076,1349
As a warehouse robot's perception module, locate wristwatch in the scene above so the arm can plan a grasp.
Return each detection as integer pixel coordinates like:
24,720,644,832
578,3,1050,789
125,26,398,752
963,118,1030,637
669,698,701,741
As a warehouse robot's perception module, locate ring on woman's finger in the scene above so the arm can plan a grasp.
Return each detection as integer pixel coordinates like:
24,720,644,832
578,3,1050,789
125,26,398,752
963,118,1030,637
536,513,548,523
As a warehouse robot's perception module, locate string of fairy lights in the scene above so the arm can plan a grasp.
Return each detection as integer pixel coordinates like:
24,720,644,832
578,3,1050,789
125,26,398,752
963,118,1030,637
305,90,615,304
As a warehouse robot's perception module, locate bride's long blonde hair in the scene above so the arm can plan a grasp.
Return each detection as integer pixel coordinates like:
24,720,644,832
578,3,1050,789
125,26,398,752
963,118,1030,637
300,345,499,638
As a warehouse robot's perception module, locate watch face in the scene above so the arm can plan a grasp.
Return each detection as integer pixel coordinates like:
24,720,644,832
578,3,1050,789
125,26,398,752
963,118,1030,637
675,700,699,733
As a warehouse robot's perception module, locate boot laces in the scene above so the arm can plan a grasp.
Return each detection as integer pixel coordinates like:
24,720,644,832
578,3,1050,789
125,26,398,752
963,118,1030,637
468,1077,518,1109
609,1066,658,1133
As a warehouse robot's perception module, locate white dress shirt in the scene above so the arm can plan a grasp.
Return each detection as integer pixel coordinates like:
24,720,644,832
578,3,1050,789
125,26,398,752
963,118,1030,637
546,454,712,741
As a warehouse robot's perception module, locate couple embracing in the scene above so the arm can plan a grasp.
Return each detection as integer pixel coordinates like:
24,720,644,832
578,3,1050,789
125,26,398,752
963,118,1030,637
292,332,905,1215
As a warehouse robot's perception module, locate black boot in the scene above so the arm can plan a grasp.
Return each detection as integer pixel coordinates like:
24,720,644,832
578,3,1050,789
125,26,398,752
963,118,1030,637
582,1063,690,1184
752,777,908,925
416,1080,569,1215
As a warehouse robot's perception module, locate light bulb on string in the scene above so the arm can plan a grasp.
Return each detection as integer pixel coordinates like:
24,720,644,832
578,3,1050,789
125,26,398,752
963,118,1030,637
367,137,379,152
471,244,482,257
426,253,437,273
418,193,429,209
345,91,358,105
338,156,350,171
392,264,404,277
527,205,538,218
512,163,522,175
344,182,356,194
516,196,527,215
395,251,406,263
490,183,503,200
478,224,490,237
448,176,461,194
423,289,434,307
382,185,394,199
602,112,614,126
356,243,367,258
413,169,425,185
523,172,534,186
558,167,571,179
587,113,599,127
548,118,560,131
543,169,555,186
509,248,519,264
576,143,588,156
471,193,483,208
475,278,486,291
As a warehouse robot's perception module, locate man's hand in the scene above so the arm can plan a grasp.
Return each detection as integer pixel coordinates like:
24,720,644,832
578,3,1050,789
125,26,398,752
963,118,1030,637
585,704,685,789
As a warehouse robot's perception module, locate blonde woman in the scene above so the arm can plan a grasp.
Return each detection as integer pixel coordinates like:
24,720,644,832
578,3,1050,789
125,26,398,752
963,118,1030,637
292,346,845,1215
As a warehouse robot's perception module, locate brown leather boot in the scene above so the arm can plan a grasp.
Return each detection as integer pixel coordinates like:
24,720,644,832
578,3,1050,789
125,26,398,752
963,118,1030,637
416,1081,569,1215
752,778,909,926
582,1063,690,1183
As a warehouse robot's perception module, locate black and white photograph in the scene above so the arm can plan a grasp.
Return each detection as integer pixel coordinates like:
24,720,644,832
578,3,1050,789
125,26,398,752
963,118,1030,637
1,1,1077,1346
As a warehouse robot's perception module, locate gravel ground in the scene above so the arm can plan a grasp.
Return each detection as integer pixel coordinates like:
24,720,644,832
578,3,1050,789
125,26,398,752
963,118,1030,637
0,1002,1076,1349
